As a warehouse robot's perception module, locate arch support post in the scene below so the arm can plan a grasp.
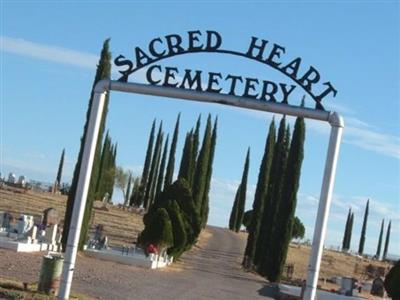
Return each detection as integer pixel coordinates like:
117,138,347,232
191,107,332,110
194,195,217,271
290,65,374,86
58,86,108,300
303,113,344,300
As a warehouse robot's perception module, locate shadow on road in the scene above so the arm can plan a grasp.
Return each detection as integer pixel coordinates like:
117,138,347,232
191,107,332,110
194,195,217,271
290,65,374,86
257,283,279,299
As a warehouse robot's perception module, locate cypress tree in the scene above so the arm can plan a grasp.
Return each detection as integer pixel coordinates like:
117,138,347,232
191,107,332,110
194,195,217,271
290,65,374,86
376,219,384,259
155,135,169,203
178,132,194,182
347,212,354,250
358,199,369,255
262,114,304,282
192,115,212,210
229,184,241,231
164,114,180,188
95,132,110,199
243,119,276,268
145,123,163,210
234,148,250,232
166,200,188,259
255,116,289,266
129,177,141,207
190,115,201,183
200,117,218,227
136,119,156,207
383,220,391,260
62,39,111,251
55,148,65,190
124,172,132,206
109,143,117,199
342,208,351,251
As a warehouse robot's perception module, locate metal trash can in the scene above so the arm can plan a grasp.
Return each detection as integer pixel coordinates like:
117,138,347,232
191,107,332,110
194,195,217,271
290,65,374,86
38,252,64,296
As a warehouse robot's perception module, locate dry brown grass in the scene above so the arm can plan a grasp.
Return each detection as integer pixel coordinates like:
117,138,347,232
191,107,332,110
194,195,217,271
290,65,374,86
237,229,391,284
0,188,391,285
0,188,144,247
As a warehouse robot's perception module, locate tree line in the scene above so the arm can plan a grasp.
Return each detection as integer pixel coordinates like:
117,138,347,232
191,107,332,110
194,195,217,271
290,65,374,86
137,114,217,259
228,111,306,283
342,199,392,260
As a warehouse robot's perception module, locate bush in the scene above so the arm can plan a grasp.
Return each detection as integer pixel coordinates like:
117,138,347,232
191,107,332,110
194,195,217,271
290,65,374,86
291,216,305,240
138,208,173,251
166,200,187,259
242,210,253,231
384,260,400,299
139,178,200,259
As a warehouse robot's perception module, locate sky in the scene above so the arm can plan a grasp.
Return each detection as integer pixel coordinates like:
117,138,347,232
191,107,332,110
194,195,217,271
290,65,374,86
1,1,399,257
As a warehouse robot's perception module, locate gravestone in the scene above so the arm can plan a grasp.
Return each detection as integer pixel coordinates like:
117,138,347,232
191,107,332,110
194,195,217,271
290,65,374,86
89,224,108,250
17,175,26,187
8,173,16,184
370,277,385,297
0,211,4,229
27,225,38,242
42,208,59,227
44,224,58,244
17,214,34,236
2,212,14,231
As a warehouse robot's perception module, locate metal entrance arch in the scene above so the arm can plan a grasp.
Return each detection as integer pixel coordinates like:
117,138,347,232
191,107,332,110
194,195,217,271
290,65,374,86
58,78,344,300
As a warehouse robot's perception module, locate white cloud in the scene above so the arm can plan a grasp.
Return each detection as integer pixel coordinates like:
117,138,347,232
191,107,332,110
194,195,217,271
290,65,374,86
1,36,98,69
343,124,400,159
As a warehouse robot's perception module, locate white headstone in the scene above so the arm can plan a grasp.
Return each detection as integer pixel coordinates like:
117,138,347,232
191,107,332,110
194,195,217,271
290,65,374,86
44,224,58,244
8,173,16,184
17,215,34,236
17,175,26,187
0,211,4,228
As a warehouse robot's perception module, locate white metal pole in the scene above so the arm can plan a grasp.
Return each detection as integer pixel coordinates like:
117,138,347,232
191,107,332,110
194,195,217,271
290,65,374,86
58,90,107,300
303,113,344,300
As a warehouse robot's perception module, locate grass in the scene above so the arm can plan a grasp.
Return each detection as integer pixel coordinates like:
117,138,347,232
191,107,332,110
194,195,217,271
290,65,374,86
0,188,144,247
0,278,89,300
0,187,393,297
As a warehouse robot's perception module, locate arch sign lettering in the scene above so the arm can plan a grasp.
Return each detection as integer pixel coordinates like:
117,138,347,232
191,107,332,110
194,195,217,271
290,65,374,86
59,30,344,300
114,30,337,110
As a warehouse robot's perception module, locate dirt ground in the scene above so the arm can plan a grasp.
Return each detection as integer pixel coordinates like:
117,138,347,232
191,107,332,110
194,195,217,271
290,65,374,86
0,188,393,299
0,188,144,247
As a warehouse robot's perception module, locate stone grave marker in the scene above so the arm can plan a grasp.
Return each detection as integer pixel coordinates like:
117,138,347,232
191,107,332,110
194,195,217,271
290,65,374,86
17,214,34,236
44,224,58,244
370,277,385,297
42,208,59,227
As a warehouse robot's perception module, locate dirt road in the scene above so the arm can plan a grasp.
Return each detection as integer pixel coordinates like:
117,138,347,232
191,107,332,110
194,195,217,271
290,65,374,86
0,226,276,299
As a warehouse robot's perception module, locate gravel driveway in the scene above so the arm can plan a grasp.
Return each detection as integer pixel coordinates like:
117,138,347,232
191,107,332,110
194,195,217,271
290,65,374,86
0,226,276,299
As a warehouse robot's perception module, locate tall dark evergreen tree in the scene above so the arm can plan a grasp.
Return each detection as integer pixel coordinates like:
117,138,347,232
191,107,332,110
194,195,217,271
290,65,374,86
243,119,276,269
234,148,250,232
200,117,218,227
347,212,354,250
376,219,384,259
96,133,117,201
342,208,352,251
255,116,289,266
55,148,65,190
155,135,169,203
358,199,369,255
62,39,112,251
145,123,163,210
178,132,194,182
261,113,304,282
129,177,141,207
229,184,241,231
383,220,391,260
192,115,212,210
95,132,110,199
124,172,132,206
136,119,156,207
164,114,180,188
109,143,117,199
190,115,201,184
